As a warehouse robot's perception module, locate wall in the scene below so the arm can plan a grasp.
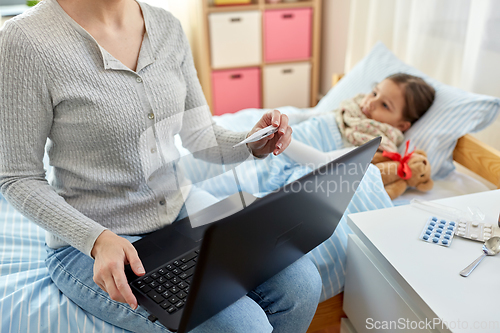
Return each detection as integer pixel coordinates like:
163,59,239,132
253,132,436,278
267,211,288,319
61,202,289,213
1,17,9,27
319,0,350,97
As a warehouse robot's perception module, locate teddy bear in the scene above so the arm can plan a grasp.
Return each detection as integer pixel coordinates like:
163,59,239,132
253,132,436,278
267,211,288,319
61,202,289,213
371,144,434,200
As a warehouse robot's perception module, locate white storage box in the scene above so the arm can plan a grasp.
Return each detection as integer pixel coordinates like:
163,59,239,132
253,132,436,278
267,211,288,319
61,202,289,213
209,11,262,69
263,62,311,108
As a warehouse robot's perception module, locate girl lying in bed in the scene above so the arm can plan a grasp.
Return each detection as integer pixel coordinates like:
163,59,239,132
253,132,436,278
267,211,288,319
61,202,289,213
284,73,436,167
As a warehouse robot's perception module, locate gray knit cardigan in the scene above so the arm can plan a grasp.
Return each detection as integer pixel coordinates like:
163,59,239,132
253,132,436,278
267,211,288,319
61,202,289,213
0,0,251,257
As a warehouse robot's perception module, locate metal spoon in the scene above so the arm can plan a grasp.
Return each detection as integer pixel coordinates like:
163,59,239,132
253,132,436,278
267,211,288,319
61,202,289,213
460,236,500,277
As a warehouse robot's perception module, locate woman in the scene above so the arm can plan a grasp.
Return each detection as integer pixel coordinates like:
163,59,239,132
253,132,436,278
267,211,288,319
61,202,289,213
0,0,322,332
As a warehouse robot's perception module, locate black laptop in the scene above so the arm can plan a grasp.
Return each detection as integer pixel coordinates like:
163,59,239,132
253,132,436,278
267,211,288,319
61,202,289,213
125,137,381,332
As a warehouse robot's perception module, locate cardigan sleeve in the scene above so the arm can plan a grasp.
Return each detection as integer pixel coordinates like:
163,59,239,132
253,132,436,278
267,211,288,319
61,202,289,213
0,21,106,257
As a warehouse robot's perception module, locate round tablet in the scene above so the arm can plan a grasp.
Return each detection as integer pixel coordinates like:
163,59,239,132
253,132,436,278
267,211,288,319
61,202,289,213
436,229,442,233
471,233,478,239
442,239,449,245
434,233,441,238
459,222,467,227
450,221,456,226
432,217,438,222
430,222,436,226
485,227,492,232
433,238,439,243
437,225,444,230
485,224,492,228
428,226,434,231
447,226,454,231
444,235,450,240
426,230,432,235
458,231,466,236
458,227,466,232
484,233,491,238
423,235,429,240
472,222,479,227
446,231,452,235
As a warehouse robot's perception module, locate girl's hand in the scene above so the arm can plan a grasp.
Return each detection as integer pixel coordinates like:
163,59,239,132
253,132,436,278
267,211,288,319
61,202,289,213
247,109,292,158
91,230,145,310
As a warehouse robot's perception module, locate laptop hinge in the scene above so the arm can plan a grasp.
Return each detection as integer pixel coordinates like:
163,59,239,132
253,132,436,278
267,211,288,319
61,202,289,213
231,168,247,209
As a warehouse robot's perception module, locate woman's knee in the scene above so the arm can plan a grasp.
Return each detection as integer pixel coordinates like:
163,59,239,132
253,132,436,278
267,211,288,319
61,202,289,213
251,255,322,312
287,256,322,305
191,296,272,333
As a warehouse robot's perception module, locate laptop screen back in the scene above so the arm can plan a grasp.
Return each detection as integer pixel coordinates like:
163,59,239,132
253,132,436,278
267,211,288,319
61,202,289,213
179,137,381,332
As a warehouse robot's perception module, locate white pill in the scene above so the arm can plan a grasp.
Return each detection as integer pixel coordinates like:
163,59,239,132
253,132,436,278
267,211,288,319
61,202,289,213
484,233,491,239
485,224,492,228
472,222,479,227
485,227,492,232
458,232,466,236
471,233,478,239
458,227,466,232
459,222,467,227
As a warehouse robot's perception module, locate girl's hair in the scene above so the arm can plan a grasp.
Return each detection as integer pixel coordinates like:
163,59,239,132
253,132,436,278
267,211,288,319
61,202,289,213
386,73,435,124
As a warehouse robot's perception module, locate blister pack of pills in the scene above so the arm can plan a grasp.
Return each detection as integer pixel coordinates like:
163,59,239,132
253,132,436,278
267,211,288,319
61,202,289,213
419,216,456,247
455,221,496,242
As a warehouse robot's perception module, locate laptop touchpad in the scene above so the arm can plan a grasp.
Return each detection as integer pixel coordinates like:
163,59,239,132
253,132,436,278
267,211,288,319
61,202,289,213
174,220,208,242
134,240,162,260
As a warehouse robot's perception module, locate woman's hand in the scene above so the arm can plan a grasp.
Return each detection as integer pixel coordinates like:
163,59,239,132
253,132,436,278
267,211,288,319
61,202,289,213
91,230,145,310
247,109,292,158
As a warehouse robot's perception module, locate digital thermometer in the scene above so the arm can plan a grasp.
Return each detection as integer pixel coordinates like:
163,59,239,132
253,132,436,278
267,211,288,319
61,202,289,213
233,125,279,148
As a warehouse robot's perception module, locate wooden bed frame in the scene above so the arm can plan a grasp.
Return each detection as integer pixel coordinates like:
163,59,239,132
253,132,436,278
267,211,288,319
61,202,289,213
306,74,500,333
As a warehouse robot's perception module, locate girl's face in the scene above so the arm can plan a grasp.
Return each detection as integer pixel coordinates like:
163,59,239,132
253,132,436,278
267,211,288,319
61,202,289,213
359,79,411,132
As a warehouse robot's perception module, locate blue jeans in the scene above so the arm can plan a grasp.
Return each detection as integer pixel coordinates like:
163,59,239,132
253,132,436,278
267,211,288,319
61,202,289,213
45,187,322,332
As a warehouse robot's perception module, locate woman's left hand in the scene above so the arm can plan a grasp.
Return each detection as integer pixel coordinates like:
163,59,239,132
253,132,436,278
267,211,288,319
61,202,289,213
247,109,292,158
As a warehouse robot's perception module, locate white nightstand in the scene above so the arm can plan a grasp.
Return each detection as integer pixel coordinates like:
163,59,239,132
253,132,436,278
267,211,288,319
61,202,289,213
343,190,500,333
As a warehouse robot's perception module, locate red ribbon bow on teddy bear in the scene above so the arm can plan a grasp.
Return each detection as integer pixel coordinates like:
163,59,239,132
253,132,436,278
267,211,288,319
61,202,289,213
382,141,414,180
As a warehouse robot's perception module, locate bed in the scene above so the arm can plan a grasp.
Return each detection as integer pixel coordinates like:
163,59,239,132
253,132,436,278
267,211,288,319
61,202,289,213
1,43,499,333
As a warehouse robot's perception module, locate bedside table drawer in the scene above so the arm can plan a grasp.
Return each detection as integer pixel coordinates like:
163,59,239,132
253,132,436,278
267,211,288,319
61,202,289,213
344,235,437,333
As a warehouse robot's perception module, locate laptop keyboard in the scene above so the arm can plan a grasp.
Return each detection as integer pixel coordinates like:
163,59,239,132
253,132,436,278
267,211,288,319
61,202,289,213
132,249,199,314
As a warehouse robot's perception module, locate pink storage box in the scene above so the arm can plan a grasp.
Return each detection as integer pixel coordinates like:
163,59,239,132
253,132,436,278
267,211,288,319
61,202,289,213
211,67,261,116
264,8,312,62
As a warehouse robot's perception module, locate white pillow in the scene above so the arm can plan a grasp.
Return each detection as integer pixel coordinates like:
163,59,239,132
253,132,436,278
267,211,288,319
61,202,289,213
314,42,500,179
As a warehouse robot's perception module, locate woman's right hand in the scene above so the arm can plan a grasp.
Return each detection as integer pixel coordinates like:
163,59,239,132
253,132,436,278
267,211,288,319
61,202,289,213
91,230,146,310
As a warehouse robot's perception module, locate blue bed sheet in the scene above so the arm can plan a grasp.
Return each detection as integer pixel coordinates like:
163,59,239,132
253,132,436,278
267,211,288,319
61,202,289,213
0,108,393,332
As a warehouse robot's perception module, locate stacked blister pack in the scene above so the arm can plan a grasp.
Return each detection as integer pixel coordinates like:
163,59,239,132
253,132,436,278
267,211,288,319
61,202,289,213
419,217,500,247
413,199,500,247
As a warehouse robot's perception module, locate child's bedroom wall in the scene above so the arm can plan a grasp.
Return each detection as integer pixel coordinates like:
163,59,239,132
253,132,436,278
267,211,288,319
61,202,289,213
319,0,350,98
